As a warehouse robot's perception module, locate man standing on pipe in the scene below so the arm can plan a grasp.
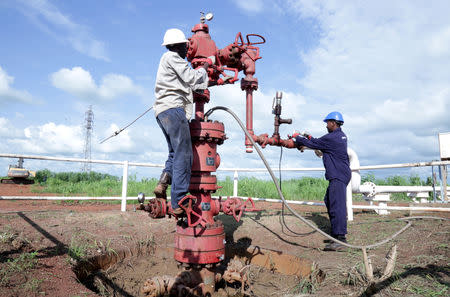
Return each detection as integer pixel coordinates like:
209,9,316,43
153,28,213,215
292,111,351,251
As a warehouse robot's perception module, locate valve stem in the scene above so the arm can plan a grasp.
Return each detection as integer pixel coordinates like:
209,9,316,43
272,91,292,139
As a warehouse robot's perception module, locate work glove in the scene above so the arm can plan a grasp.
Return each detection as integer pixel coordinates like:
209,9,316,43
314,150,323,158
290,131,304,151
291,130,300,139
301,131,312,140
206,55,216,66
215,75,234,86
222,75,233,83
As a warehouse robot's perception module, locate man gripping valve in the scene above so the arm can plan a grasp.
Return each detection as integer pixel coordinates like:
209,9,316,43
153,28,215,216
292,112,351,251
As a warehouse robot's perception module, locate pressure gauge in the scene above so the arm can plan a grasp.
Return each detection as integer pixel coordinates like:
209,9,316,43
205,12,213,21
137,192,145,204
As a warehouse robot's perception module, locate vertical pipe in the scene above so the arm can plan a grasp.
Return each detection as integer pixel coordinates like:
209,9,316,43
121,160,129,212
233,170,238,197
439,165,445,201
442,165,448,201
346,182,353,221
195,100,205,121
432,166,437,203
245,89,253,153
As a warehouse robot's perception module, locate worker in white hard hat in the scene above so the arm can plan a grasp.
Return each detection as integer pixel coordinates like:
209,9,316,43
153,28,214,216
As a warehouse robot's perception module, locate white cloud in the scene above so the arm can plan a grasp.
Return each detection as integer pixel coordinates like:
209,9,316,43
9,122,84,154
0,117,23,139
96,123,134,153
282,0,450,165
15,0,109,61
2,120,137,157
50,67,143,101
0,66,34,103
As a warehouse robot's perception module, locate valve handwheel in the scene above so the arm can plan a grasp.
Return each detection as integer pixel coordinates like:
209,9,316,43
177,195,208,227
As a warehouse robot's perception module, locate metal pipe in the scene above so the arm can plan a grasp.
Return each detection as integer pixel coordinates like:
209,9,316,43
216,196,325,206
1,153,448,171
352,205,450,212
348,147,361,192
121,161,129,212
233,170,238,197
195,100,205,121
0,196,135,200
358,185,450,193
357,161,450,170
0,153,163,168
245,89,254,153
3,195,448,213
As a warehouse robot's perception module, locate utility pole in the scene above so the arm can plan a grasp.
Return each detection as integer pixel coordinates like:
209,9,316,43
82,105,94,172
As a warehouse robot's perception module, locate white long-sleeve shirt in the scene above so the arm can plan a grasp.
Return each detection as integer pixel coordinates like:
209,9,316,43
154,51,208,119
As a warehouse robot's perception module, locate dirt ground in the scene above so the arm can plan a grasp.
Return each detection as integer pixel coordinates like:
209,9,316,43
0,184,449,297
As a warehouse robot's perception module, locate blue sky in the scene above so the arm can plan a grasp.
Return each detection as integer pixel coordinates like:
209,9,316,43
1,0,449,180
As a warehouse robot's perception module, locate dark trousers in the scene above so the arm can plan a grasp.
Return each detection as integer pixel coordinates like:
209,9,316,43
156,108,193,209
324,179,348,236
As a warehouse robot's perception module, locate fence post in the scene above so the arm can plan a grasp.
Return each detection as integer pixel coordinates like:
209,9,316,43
441,165,448,201
121,161,129,212
346,181,353,221
233,170,238,197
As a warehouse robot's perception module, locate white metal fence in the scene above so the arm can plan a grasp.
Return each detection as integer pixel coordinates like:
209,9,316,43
0,153,449,219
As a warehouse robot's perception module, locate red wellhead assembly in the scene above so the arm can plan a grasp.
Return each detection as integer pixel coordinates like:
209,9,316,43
139,12,295,297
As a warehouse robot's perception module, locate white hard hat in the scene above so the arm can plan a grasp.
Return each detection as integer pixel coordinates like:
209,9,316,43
162,28,189,46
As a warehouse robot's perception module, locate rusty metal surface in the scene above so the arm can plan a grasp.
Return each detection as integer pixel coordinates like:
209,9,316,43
174,222,225,264
138,13,298,294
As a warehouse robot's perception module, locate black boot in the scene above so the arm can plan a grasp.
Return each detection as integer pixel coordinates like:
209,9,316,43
153,171,172,199
324,235,347,251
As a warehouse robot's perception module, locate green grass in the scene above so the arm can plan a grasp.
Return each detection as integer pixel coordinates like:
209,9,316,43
32,171,159,198
67,231,95,262
30,170,438,202
7,251,38,272
0,226,15,244
21,277,43,292
0,252,39,286
406,275,448,297
217,176,329,200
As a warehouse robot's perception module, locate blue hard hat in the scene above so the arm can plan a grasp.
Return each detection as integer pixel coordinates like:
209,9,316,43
323,111,344,123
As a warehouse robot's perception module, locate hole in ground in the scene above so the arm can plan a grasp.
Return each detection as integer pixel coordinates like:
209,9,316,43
73,241,324,297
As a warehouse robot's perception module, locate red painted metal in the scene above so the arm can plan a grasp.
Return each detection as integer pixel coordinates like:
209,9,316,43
221,197,259,222
146,198,167,219
139,14,296,295
193,90,210,121
174,222,225,264
244,87,255,152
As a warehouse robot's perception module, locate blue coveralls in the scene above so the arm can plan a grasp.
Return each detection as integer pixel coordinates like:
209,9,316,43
156,107,193,210
295,127,351,237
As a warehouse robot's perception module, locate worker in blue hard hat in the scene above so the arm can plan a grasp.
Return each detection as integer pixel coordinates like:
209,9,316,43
292,111,351,251
153,28,215,216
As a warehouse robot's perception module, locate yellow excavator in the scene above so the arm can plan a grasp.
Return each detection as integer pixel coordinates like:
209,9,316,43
1,158,36,184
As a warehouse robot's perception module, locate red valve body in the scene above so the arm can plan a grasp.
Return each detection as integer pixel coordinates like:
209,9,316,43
141,19,289,294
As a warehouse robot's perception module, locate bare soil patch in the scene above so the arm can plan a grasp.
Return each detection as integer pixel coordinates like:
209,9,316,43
0,183,449,296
